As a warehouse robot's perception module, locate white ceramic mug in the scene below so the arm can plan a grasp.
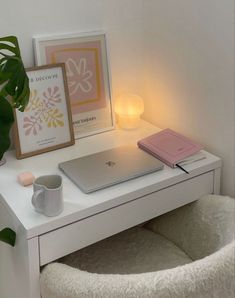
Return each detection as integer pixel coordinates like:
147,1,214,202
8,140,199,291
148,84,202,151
31,175,63,217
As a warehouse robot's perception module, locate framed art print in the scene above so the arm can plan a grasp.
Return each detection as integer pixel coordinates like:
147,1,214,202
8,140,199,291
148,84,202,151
33,32,115,139
14,63,75,159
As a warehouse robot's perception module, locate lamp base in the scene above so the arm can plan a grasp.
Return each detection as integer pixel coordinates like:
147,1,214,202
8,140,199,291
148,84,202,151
118,115,140,130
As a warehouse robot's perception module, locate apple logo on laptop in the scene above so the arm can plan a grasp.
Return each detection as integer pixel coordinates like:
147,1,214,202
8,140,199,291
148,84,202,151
106,161,116,167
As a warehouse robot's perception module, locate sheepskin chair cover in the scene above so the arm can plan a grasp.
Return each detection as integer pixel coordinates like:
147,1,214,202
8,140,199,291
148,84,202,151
40,195,235,298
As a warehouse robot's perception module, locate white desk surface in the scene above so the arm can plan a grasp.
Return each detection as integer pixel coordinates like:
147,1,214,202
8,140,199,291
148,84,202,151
0,121,221,238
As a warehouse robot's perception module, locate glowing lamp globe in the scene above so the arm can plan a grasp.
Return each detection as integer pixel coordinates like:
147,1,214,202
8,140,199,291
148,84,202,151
115,94,144,129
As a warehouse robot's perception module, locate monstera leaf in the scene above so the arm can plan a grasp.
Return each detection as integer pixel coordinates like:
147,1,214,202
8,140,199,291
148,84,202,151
0,97,14,159
0,36,30,160
0,228,16,246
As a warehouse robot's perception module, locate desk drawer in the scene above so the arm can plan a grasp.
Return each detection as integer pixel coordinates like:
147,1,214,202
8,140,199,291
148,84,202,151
39,171,213,265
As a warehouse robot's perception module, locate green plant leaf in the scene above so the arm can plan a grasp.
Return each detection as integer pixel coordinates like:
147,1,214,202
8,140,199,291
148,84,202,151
0,228,16,246
0,44,18,55
0,36,30,159
1,57,20,74
0,36,20,56
13,76,30,111
0,95,14,160
0,56,30,112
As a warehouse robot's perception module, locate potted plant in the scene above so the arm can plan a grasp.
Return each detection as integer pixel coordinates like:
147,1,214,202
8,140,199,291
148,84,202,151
0,36,30,246
0,35,30,163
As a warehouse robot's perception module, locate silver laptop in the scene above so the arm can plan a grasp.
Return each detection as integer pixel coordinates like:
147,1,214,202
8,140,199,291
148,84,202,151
58,145,164,193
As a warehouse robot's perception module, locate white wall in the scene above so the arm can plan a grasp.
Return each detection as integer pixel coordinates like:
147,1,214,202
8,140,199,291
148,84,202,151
1,0,234,196
0,0,143,98
142,0,235,196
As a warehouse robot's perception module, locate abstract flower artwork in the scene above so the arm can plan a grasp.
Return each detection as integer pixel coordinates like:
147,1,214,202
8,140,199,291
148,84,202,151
44,41,107,114
33,32,114,138
14,64,74,159
66,58,93,95
24,87,64,136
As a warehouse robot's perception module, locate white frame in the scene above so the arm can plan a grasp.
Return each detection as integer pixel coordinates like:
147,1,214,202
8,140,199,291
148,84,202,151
33,31,115,139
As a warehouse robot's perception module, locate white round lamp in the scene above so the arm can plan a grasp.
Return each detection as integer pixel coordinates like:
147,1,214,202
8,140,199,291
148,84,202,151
115,94,144,129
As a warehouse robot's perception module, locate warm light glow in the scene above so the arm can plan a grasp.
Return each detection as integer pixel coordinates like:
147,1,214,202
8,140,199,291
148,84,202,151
115,93,144,129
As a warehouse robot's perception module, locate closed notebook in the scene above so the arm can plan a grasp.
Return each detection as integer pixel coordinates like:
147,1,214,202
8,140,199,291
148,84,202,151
137,128,203,168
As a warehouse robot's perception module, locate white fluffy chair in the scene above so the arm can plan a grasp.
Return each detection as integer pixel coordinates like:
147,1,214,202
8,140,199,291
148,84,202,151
41,195,235,298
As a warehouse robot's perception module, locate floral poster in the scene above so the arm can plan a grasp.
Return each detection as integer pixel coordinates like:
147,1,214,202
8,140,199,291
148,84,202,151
34,32,114,138
14,64,74,159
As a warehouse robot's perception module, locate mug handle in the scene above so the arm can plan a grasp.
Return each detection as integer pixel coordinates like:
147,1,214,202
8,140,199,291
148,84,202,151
32,189,44,213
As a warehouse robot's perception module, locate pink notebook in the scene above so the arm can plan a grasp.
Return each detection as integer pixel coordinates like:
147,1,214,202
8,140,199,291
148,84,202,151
137,128,203,168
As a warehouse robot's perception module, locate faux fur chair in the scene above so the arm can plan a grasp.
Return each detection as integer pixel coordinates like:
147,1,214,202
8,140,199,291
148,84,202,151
41,195,235,298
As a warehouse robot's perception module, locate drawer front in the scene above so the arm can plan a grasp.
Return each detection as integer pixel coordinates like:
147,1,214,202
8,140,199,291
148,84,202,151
39,171,213,265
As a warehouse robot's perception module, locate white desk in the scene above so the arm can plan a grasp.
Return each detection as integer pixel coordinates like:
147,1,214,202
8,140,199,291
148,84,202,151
0,121,221,298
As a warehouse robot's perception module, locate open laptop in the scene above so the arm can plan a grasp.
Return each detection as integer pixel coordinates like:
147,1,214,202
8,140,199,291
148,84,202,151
58,145,164,193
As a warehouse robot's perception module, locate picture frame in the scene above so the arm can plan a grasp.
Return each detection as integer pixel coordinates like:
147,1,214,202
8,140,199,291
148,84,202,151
14,63,75,159
33,31,115,139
